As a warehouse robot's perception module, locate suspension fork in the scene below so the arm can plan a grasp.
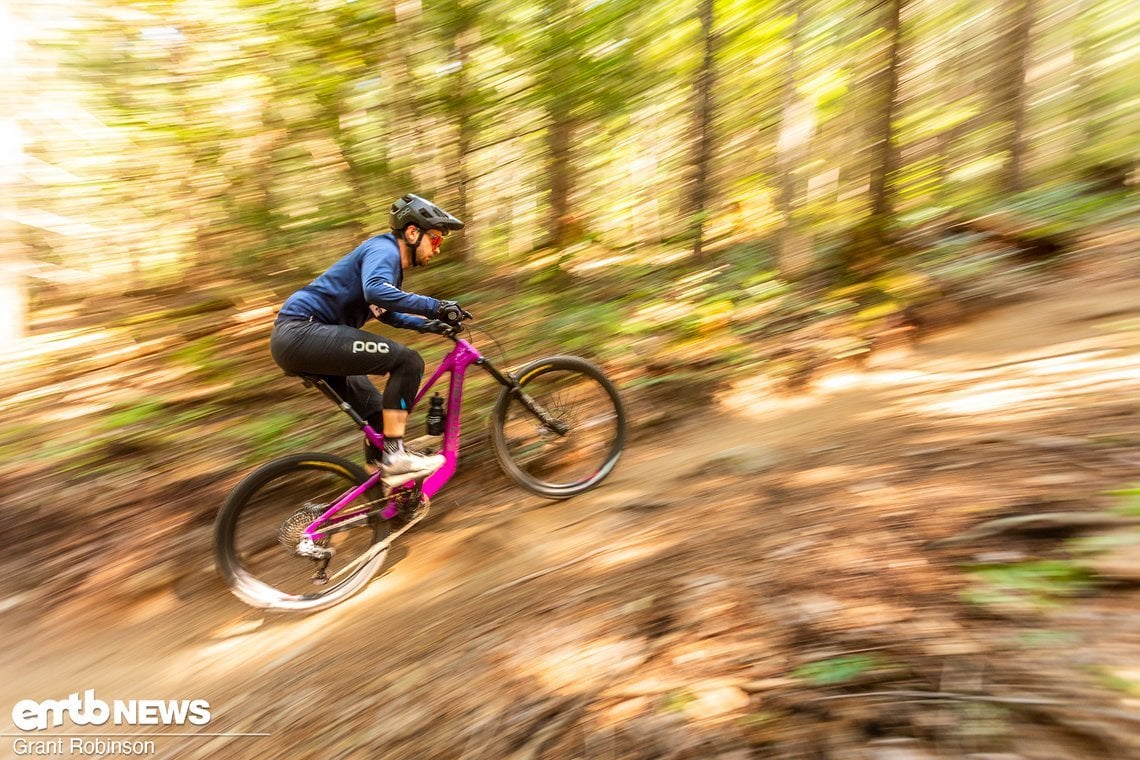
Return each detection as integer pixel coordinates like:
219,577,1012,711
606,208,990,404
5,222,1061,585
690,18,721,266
479,358,569,436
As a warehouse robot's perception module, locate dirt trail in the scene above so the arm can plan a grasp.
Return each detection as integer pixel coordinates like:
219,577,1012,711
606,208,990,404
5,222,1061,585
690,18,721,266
4,271,1140,759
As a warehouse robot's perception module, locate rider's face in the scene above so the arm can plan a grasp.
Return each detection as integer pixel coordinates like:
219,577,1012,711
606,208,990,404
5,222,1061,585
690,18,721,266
414,227,444,264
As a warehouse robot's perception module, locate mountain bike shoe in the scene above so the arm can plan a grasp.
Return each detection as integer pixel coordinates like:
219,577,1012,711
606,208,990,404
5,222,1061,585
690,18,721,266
364,440,383,466
380,449,445,489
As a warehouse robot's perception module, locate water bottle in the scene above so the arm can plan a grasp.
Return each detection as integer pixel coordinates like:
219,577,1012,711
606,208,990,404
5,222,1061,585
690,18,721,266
425,393,446,436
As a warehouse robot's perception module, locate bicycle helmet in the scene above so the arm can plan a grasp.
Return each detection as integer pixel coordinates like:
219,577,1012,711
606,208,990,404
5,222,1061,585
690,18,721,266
389,194,464,236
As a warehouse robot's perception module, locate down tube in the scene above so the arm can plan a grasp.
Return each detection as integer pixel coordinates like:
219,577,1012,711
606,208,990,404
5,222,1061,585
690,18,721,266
418,340,483,498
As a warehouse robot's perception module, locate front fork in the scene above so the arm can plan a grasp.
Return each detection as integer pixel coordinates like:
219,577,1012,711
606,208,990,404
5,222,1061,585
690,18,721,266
479,359,568,436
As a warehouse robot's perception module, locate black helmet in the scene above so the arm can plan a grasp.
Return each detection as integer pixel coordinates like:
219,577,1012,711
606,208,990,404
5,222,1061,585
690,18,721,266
389,194,464,236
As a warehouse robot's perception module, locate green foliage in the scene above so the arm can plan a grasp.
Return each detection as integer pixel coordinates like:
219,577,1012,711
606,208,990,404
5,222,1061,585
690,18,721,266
1089,666,1140,697
229,413,314,463
661,689,697,713
1067,530,1140,557
171,337,241,381
970,182,1138,237
961,560,1097,611
792,654,888,685
100,400,167,432
1016,629,1080,648
14,0,1136,298
1106,484,1140,516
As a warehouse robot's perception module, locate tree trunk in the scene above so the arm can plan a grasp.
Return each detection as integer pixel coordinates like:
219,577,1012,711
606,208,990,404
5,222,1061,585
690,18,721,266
688,0,718,261
866,0,904,224
774,0,811,279
546,99,575,248
389,0,426,193
446,28,479,262
993,0,1036,194
1072,0,1103,159
844,0,904,275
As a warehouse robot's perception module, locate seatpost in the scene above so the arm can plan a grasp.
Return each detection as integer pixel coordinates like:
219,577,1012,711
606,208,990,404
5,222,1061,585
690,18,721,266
306,376,368,427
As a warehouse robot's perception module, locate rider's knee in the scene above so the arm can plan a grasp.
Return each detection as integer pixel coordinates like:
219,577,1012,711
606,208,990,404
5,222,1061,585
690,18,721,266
396,345,425,376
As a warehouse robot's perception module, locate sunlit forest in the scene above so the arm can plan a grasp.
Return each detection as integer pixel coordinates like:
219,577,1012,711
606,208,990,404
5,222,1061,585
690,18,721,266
2,0,1139,757
6,0,1136,323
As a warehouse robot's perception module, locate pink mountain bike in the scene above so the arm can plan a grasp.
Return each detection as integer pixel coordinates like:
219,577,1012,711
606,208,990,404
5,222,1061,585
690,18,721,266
213,318,626,611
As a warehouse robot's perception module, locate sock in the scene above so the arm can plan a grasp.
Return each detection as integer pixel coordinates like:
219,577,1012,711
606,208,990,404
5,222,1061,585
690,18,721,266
381,437,404,464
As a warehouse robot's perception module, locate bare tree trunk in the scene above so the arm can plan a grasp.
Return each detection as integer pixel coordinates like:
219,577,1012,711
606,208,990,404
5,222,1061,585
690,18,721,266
688,0,718,261
993,0,1036,194
1072,0,1104,161
446,28,479,262
774,0,811,279
866,0,904,224
389,0,426,193
546,99,575,248
839,0,905,276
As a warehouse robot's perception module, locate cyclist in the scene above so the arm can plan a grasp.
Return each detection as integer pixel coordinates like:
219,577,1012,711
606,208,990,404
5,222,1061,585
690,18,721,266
270,194,471,487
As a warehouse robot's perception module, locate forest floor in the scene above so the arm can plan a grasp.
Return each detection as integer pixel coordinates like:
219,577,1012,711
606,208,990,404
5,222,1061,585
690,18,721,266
3,252,1140,759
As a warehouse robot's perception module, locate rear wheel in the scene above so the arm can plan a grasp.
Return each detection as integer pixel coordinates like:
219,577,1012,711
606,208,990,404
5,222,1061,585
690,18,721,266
214,453,390,612
491,355,625,499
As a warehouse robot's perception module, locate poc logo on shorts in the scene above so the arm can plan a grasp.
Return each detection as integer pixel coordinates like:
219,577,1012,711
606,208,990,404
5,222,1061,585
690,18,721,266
352,340,389,354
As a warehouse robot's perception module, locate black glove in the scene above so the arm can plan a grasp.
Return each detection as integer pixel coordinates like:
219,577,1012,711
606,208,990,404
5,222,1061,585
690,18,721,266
436,299,472,324
418,319,454,335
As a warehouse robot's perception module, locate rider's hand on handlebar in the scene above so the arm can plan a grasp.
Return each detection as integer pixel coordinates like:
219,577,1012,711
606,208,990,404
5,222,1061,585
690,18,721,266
419,319,456,336
436,300,473,324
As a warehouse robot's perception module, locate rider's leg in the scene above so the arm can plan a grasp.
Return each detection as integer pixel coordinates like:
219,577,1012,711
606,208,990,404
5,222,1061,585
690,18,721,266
375,347,443,481
331,376,385,463
319,375,383,422
377,343,423,447
382,410,408,437
269,320,443,480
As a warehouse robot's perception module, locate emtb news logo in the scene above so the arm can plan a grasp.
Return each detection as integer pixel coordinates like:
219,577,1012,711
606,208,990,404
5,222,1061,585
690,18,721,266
11,690,211,731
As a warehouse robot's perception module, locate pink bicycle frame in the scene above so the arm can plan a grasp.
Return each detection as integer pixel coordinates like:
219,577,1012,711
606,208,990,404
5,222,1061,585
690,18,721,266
305,338,484,536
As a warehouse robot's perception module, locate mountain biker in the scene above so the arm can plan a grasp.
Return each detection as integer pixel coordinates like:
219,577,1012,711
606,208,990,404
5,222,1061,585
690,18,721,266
270,194,471,487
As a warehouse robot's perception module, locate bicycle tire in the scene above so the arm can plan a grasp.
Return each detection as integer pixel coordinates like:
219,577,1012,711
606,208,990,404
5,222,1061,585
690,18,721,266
214,452,390,612
491,355,626,499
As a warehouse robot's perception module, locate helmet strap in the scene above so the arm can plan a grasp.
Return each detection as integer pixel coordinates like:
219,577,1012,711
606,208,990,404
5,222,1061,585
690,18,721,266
401,227,421,267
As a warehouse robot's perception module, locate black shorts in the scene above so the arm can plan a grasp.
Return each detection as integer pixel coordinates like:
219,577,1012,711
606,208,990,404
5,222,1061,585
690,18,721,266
270,319,425,418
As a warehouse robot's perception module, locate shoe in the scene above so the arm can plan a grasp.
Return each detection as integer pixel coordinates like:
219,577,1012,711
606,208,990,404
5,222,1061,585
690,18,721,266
381,449,445,488
364,440,383,466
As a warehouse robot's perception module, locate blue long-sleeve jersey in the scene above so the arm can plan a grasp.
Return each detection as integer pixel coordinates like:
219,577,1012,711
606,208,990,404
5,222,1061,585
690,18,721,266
276,234,439,330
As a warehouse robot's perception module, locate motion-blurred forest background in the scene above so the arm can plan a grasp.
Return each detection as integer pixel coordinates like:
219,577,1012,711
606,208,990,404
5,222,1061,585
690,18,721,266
3,2,1140,757
2,0,1139,620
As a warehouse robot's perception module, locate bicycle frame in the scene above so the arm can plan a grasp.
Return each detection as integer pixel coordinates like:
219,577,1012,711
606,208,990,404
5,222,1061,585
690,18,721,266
303,337,489,539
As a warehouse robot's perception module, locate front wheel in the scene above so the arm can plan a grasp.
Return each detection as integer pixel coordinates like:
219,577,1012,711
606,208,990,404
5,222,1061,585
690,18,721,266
214,453,390,612
491,355,626,499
